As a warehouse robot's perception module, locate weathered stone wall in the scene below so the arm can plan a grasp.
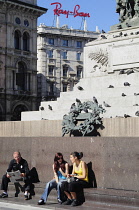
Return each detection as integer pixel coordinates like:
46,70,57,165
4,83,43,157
0,120,63,137
0,118,139,137
0,137,138,191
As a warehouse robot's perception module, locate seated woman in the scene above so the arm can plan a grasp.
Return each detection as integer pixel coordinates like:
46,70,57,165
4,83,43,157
61,151,90,206
38,152,69,205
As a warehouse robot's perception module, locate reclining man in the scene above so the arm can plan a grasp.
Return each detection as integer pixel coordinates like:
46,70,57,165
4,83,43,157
0,151,32,200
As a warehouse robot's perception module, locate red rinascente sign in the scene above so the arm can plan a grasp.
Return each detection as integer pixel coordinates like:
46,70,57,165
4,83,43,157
51,2,90,18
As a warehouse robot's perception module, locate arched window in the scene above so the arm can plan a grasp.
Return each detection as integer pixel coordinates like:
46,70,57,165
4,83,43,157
14,30,21,49
23,32,30,51
16,62,30,91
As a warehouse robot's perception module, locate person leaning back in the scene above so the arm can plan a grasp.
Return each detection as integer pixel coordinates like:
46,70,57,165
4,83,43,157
0,151,32,200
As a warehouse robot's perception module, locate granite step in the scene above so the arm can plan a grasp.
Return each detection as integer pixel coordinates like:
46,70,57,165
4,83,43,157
7,182,139,208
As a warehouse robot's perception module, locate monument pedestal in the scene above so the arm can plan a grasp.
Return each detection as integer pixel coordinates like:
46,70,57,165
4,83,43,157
84,26,139,77
111,16,139,31
22,26,139,121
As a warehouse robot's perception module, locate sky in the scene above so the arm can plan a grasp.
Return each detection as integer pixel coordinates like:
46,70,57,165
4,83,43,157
37,0,119,32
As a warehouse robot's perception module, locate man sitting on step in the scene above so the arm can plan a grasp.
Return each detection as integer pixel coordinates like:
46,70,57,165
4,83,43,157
0,151,32,200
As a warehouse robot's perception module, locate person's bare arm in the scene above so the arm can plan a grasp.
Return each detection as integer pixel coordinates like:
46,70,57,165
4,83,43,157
67,163,75,177
53,164,59,183
59,163,69,177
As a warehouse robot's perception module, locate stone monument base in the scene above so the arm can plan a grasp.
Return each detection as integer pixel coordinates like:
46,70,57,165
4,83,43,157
111,16,139,31
0,117,139,137
22,26,139,122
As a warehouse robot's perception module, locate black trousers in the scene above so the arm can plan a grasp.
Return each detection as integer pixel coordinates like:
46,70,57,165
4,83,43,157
1,174,32,192
61,180,90,204
61,180,90,192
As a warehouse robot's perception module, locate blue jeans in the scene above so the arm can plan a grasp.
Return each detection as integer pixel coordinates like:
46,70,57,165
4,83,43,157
41,179,66,202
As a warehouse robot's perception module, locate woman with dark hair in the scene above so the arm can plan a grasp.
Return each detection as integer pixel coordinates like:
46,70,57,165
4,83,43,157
61,151,90,207
38,153,69,205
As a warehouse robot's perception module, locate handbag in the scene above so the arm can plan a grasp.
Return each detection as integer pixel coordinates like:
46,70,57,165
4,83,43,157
67,177,79,183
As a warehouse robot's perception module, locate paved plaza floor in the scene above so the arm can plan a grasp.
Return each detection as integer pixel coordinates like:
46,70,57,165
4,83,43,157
0,194,139,210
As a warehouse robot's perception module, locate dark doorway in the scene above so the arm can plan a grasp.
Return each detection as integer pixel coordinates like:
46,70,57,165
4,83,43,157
12,105,28,121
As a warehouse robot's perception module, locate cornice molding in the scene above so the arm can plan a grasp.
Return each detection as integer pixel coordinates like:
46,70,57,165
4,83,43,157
0,0,47,17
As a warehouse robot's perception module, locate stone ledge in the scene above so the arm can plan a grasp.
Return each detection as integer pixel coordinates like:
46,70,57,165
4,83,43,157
1,117,139,137
6,182,139,207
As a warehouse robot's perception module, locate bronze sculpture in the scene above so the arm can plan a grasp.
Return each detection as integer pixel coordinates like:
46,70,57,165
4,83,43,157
112,0,139,30
62,98,106,137
116,0,135,22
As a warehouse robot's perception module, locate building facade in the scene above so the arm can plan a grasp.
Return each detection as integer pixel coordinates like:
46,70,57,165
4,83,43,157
0,0,47,121
37,24,99,101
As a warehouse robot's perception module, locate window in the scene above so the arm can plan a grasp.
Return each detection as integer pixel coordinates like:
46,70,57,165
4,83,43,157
63,51,67,60
62,40,68,46
23,32,30,51
24,19,29,27
15,17,21,24
63,65,68,77
77,41,82,48
14,30,21,49
48,38,54,45
12,71,15,90
76,52,81,61
63,84,67,92
77,66,83,79
16,62,26,91
48,65,54,76
49,82,54,93
48,50,53,58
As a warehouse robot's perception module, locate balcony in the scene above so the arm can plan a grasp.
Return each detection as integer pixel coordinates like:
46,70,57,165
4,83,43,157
46,76,56,82
77,60,83,64
14,49,22,54
23,51,31,56
13,90,32,95
61,76,68,83
48,92,56,97
48,59,55,65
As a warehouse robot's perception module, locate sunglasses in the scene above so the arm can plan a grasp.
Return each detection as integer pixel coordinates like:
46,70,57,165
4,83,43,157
57,157,63,160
